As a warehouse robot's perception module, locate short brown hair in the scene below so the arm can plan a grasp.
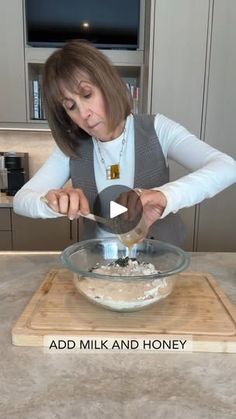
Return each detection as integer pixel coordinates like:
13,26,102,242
42,39,132,156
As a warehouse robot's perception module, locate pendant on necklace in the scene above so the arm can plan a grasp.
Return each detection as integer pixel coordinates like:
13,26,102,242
106,164,120,180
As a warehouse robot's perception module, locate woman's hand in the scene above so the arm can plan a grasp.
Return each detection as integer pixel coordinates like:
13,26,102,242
137,189,167,228
115,188,167,243
44,187,90,220
116,188,167,228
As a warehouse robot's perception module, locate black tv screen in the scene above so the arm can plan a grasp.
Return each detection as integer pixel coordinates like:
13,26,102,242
25,0,140,50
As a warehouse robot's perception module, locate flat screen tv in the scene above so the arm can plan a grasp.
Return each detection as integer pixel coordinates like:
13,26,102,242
25,0,141,50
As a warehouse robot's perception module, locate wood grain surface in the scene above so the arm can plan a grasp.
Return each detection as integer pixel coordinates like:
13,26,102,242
12,269,236,352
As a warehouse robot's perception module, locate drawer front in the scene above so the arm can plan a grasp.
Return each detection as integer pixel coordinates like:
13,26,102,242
12,213,78,251
0,208,11,230
0,231,12,250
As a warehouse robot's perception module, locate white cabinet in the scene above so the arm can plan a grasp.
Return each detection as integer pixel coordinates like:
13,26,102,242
0,0,26,123
196,0,236,251
151,0,210,250
151,0,209,135
151,0,236,251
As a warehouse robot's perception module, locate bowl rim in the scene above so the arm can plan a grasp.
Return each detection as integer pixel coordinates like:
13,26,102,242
61,238,190,282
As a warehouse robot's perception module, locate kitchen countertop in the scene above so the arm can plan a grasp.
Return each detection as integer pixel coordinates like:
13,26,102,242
0,193,13,207
0,251,236,419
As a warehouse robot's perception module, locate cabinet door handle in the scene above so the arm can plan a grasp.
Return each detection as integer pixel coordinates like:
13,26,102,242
69,220,73,240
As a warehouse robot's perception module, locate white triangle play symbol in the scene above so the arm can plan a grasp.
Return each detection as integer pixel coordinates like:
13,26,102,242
110,201,128,219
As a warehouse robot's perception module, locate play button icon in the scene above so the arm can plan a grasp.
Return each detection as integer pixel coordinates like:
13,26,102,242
110,201,127,218
93,185,143,235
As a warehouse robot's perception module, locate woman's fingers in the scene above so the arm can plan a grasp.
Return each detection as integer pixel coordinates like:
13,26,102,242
44,190,61,212
43,188,167,226
68,189,90,219
127,190,142,221
116,190,141,221
140,190,167,227
58,191,70,214
44,188,90,219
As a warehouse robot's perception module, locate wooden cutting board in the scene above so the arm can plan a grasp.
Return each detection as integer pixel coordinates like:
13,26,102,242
12,269,236,352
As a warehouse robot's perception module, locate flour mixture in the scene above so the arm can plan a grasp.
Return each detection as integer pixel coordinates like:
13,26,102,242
73,257,174,311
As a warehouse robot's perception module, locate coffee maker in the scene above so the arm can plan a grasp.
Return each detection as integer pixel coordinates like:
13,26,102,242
0,152,29,196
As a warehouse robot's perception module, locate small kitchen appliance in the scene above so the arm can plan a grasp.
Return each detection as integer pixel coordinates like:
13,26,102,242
0,152,29,196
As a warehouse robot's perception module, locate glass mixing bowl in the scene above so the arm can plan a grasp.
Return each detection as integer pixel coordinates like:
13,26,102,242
61,238,190,312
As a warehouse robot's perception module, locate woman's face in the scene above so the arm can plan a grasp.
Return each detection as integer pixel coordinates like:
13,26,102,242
61,79,122,141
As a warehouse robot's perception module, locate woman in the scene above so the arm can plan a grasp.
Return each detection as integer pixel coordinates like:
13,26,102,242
13,40,236,246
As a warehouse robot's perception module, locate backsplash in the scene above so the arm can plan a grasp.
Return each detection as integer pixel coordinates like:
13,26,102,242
0,130,54,177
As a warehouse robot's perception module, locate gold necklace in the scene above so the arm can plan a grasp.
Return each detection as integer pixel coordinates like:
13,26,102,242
95,128,127,180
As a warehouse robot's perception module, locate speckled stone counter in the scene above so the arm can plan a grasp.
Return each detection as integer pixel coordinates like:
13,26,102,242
0,252,236,419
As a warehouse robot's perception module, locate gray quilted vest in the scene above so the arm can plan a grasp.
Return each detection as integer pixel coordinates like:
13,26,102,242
70,114,186,246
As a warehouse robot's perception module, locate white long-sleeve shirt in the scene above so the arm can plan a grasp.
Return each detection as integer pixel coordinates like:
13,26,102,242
13,114,236,221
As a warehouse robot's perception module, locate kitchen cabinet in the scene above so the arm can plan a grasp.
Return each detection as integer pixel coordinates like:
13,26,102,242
0,208,77,251
0,208,12,250
11,213,77,251
151,0,236,251
196,0,236,251
0,0,26,123
151,0,210,251
0,0,154,127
